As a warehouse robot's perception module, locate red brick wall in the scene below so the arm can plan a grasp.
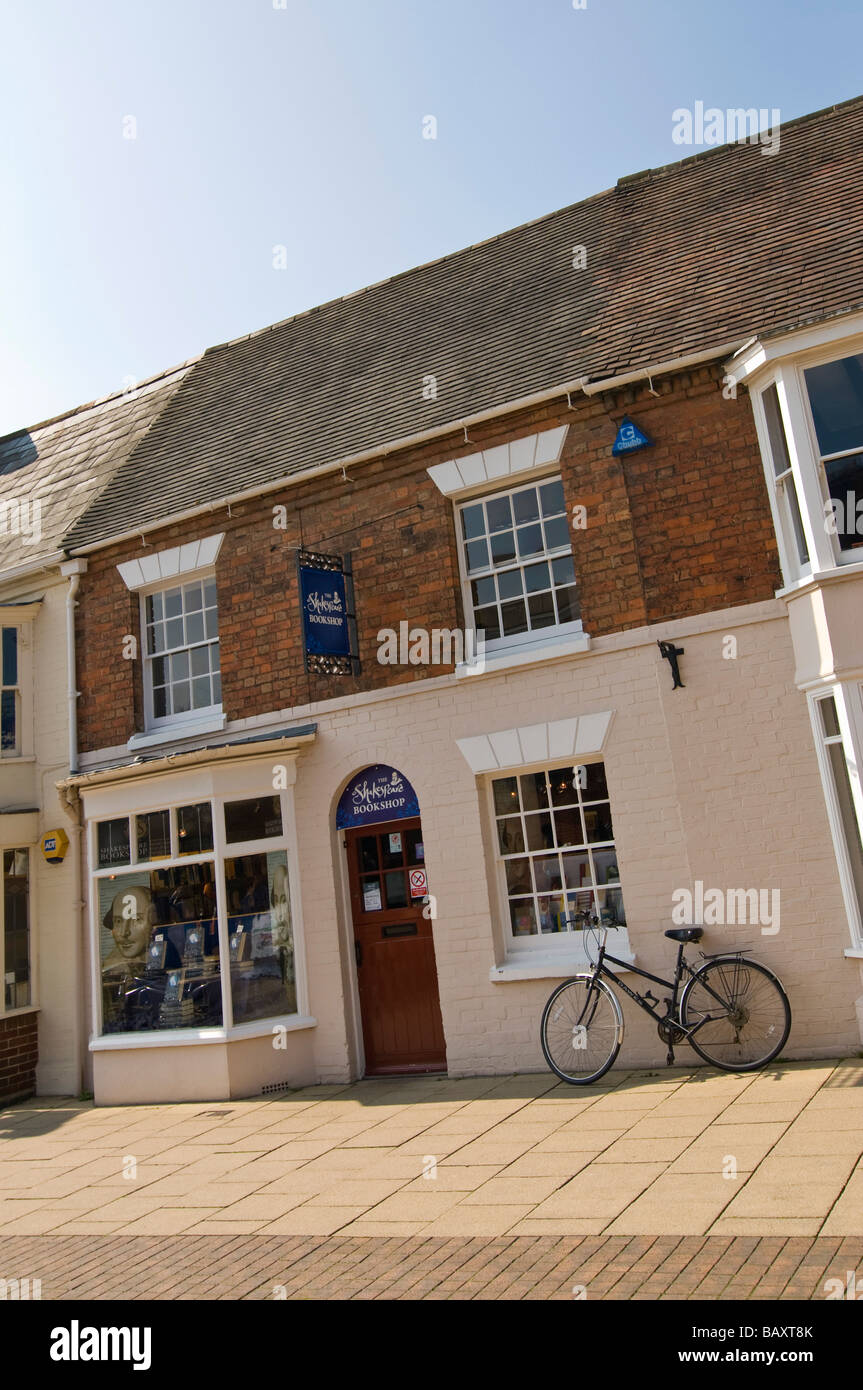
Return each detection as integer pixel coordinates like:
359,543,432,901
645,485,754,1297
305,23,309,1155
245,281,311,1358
75,364,781,753
0,1012,38,1104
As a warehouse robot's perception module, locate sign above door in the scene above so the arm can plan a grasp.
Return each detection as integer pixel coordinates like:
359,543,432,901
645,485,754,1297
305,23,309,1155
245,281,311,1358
336,764,420,829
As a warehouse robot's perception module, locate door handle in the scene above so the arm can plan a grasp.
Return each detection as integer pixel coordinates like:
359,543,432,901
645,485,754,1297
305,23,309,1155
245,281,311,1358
355,940,362,968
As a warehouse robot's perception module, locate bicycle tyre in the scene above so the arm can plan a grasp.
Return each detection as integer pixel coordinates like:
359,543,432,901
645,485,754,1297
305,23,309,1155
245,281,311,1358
680,956,791,1071
540,973,624,1084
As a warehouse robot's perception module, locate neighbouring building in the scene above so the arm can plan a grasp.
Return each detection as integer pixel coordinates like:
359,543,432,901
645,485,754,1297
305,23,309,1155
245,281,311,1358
11,93,863,1105
0,364,191,1103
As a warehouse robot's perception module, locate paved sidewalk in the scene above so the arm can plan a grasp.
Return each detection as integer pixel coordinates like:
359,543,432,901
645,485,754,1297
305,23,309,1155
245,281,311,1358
1,1059,862,1246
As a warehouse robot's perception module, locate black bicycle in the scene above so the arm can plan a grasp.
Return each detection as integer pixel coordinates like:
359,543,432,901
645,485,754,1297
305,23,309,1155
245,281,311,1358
540,917,791,1084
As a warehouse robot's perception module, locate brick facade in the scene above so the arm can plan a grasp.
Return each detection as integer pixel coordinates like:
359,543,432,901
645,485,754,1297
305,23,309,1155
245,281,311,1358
75,363,781,753
0,1012,38,1105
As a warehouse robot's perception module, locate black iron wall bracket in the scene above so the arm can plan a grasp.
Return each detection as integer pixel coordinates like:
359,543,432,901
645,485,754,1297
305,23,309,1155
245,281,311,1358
658,640,685,689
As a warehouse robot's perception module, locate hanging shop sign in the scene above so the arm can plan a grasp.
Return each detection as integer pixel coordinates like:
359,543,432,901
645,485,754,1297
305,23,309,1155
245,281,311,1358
297,549,358,675
336,764,420,829
612,416,652,455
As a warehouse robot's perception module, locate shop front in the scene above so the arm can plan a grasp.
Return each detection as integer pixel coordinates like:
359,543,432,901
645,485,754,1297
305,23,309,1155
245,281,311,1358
72,730,318,1105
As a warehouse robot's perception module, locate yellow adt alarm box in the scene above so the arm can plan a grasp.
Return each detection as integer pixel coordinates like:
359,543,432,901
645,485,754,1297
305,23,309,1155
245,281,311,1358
40,828,70,864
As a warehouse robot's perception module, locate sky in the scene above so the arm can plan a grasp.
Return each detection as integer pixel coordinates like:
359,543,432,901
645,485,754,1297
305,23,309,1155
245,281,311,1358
1,0,861,436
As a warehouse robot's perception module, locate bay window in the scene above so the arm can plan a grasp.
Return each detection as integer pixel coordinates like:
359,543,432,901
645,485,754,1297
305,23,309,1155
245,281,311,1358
93,792,299,1037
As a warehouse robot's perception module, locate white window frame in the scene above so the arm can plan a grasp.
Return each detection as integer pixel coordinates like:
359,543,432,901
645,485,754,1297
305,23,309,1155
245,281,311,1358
0,614,35,760
455,473,582,657
485,755,631,959
138,571,221,734
88,777,311,1046
808,684,863,953
740,326,863,585
0,845,35,1018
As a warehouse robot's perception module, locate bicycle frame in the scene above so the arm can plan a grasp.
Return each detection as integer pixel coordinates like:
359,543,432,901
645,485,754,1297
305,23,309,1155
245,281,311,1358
580,927,745,1040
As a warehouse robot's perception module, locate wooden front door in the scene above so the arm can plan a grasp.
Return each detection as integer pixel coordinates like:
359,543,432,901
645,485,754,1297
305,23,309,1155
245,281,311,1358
345,818,446,1075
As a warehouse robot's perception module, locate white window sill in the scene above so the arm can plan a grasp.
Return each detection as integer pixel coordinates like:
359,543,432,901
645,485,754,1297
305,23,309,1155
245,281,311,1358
843,948,863,959
457,631,591,679
0,1005,40,1022
490,948,636,982
127,712,227,752
90,1013,317,1050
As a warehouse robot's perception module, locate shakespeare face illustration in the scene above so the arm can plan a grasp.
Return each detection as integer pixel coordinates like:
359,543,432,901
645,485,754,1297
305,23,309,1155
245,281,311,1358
103,886,155,971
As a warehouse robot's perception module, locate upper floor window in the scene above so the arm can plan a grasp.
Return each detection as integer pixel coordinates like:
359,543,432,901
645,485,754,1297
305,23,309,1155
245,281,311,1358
804,352,863,558
1,627,19,756
143,577,220,726
458,477,579,648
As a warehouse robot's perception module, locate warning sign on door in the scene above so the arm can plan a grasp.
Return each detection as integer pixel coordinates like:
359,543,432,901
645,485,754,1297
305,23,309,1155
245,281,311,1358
409,868,428,898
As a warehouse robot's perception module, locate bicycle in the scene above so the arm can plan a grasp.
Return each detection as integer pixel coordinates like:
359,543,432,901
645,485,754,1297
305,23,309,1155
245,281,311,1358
540,915,791,1084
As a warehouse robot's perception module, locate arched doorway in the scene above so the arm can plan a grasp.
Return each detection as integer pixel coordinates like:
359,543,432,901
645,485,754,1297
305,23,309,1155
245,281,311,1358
337,765,446,1075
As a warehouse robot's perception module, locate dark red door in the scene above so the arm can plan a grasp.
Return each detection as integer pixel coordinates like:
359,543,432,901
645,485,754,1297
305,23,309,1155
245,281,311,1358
345,818,446,1075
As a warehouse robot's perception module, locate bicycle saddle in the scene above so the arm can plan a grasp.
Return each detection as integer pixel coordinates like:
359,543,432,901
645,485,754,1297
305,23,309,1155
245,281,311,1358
664,927,703,943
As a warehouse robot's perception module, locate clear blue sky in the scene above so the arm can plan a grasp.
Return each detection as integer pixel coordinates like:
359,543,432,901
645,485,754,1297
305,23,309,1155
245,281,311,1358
1,0,861,435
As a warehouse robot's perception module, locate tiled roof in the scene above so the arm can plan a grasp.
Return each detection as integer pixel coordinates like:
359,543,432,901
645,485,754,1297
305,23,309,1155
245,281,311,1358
0,367,192,573
56,92,863,550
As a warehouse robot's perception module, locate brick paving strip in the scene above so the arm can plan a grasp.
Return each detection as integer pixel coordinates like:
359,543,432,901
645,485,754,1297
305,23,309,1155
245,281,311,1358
1,1059,862,1296
1,1233,861,1299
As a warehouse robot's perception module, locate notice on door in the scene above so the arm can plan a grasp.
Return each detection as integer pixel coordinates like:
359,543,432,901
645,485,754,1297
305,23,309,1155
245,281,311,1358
363,882,382,911
409,868,428,899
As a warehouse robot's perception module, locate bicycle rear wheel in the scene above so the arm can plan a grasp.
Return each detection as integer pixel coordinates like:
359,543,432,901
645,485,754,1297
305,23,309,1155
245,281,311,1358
681,957,791,1071
540,974,623,1084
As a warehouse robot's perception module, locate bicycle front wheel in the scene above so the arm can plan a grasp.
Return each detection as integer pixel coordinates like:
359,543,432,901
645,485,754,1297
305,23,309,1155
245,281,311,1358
681,957,791,1071
540,974,623,1084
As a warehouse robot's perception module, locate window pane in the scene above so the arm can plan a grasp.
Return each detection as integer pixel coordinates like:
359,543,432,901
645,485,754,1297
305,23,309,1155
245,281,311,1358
171,650,190,681
492,776,520,815
99,863,221,1034
524,812,555,851
509,899,537,937
490,531,516,566
528,592,556,628
136,811,171,862
552,555,576,586
497,568,523,601
556,586,581,624
4,848,30,1009
147,592,163,623
516,524,544,558
496,817,524,855
826,741,863,923
762,383,792,477
520,772,548,811
466,539,489,572
820,696,841,737
2,627,18,686
153,686,168,719
192,677,211,708
554,807,585,847
166,617,184,648
474,606,501,641
226,850,296,1024
824,453,863,553
537,894,566,933
524,561,550,593
1,689,16,751
471,575,495,607
461,503,485,541
185,611,205,645
177,802,213,855
149,623,165,655
805,353,863,457
562,851,591,890
533,854,562,892
224,796,283,843
543,515,570,550
205,608,219,639
164,588,182,619
97,818,131,868
500,599,528,635
584,802,614,842
548,768,579,808
512,488,540,524
780,477,811,567
486,495,512,533
505,858,534,895
384,870,408,908
173,682,191,714
539,479,565,516
203,579,218,609
581,762,609,802
184,582,203,612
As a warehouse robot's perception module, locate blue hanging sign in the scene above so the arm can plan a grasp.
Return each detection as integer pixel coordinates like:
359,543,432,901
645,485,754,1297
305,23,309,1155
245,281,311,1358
612,416,652,455
336,765,420,829
299,566,351,657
